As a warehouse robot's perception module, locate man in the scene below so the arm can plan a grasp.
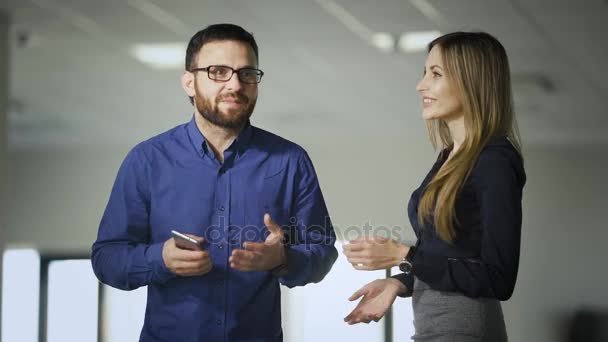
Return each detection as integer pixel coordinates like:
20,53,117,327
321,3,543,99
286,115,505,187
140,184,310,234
92,23,337,342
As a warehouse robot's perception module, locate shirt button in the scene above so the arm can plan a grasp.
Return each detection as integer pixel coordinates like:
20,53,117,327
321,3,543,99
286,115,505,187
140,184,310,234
216,319,222,325
218,205,225,211
218,244,224,249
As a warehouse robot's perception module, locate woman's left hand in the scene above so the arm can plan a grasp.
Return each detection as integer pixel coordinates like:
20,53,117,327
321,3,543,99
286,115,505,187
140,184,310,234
344,278,406,324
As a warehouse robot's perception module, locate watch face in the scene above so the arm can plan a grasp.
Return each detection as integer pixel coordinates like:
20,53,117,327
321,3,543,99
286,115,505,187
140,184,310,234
399,261,412,274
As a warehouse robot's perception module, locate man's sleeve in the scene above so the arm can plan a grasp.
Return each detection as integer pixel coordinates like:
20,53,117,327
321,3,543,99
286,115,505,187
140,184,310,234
278,151,338,287
91,146,175,290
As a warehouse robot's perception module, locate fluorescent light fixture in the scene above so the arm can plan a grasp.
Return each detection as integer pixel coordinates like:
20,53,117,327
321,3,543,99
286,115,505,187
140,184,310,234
130,43,185,69
398,31,441,53
371,32,395,53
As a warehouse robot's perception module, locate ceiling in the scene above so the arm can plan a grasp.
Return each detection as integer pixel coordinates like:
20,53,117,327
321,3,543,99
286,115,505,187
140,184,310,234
1,0,607,148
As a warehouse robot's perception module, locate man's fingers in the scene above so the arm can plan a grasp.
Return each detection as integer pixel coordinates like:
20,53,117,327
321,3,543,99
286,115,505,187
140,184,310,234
229,249,259,271
174,256,209,269
264,213,283,237
173,248,209,261
173,259,212,275
231,249,257,261
243,242,266,253
230,259,255,271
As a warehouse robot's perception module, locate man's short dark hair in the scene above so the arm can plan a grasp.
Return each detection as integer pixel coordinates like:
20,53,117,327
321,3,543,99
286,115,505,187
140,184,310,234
185,23,259,71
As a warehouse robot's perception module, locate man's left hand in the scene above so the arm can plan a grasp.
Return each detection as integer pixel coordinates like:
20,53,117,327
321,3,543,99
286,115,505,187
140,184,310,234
229,213,286,271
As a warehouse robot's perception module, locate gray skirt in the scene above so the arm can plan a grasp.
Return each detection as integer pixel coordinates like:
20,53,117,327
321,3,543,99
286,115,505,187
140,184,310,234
411,277,508,342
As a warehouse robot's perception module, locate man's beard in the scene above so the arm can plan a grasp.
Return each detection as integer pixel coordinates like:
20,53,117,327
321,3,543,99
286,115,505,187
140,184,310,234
194,88,256,130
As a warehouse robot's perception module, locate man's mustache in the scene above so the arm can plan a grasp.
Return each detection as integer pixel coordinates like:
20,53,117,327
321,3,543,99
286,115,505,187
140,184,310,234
217,92,249,104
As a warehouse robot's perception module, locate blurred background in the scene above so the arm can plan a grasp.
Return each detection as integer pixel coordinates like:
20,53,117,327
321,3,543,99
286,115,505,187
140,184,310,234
1,0,607,341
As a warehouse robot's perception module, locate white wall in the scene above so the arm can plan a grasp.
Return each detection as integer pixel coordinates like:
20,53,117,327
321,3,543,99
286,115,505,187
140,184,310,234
2,146,126,254
503,145,608,342
2,129,608,341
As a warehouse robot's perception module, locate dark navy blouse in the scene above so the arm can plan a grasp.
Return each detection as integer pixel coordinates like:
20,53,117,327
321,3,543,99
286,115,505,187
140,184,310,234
395,136,526,300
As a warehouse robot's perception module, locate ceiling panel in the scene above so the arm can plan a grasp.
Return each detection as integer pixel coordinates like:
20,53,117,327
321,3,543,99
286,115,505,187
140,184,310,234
2,0,607,148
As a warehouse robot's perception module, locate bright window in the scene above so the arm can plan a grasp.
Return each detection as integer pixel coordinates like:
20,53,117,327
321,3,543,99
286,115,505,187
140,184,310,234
1,248,40,342
103,285,147,342
46,259,98,342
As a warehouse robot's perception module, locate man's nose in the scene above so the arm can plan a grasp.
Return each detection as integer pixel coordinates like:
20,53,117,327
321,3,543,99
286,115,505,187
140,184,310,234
225,72,243,91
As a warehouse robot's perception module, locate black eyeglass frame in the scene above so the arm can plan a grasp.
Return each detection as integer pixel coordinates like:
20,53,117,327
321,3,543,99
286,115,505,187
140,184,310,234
190,65,264,84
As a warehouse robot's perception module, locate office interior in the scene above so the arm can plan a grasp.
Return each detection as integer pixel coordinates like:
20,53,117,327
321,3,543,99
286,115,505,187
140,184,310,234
1,1,607,341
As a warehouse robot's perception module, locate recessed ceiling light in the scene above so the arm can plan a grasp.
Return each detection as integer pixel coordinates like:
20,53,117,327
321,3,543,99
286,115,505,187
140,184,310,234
398,31,441,53
130,43,185,69
371,32,396,53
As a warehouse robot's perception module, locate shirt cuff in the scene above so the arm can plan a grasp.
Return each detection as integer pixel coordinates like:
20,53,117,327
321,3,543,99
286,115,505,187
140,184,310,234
278,246,311,287
145,242,176,284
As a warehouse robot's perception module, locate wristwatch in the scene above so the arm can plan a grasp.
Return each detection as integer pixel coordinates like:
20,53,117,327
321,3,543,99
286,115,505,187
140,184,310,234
398,246,416,275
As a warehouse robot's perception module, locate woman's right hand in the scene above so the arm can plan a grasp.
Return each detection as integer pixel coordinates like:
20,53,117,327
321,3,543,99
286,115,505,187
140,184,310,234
343,237,409,270
344,278,406,324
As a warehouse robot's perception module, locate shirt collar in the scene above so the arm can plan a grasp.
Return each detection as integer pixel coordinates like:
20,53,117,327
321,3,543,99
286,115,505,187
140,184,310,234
187,115,206,158
186,115,254,159
231,120,254,156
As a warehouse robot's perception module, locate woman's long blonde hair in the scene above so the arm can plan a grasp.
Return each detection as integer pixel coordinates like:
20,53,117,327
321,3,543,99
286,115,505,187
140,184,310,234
417,31,522,242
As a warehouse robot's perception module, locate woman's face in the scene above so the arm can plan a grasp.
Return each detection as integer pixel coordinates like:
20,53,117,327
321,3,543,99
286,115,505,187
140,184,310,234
416,45,463,121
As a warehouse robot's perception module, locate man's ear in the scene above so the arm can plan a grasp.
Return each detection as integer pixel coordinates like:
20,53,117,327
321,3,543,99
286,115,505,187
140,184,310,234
181,71,196,98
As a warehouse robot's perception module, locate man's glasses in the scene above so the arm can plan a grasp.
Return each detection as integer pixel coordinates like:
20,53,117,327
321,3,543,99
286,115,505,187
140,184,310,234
190,65,264,84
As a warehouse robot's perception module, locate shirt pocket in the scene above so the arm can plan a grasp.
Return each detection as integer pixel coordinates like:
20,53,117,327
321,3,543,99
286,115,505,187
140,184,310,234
241,204,289,245
240,169,291,247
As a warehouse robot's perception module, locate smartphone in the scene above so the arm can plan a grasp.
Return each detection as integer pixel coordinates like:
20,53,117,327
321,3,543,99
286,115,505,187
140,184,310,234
171,230,202,250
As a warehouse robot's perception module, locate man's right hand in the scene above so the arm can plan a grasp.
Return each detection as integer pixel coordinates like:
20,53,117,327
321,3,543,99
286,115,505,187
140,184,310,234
162,235,212,276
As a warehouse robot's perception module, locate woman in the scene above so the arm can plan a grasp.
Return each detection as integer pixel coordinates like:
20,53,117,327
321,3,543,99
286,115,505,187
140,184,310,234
343,31,526,341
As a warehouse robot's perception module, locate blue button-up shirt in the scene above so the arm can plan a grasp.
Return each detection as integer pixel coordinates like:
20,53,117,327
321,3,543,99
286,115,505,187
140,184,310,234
92,117,337,342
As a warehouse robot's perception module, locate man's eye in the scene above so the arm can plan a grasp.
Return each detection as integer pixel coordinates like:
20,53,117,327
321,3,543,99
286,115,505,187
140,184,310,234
241,70,255,78
211,67,228,76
